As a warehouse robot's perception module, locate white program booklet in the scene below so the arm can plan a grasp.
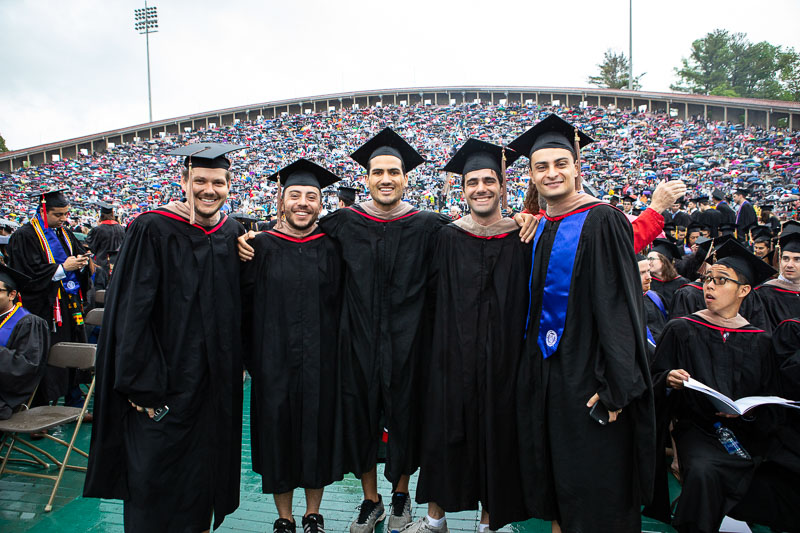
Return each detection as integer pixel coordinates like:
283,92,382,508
684,377,800,415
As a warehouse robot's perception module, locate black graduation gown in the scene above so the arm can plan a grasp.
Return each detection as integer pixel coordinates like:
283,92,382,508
715,202,736,225
700,209,723,237
754,282,800,330
416,224,530,529
317,205,449,483
651,315,778,533
84,210,244,533
670,281,771,331
735,201,757,235
0,313,50,419
240,228,345,494
86,221,125,266
643,292,667,346
650,275,689,313
8,222,89,402
516,203,655,532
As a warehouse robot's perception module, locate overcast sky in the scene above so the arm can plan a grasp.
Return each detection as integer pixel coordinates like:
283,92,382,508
2,0,799,151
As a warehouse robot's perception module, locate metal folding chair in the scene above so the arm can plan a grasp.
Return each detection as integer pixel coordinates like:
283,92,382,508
0,342,96,511
93,290,105,305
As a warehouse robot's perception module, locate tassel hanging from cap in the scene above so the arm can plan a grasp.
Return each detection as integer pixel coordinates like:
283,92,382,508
573,127,582,191
276,172,283,226
41,194,49,229
501,148,508,211
186,158,196,225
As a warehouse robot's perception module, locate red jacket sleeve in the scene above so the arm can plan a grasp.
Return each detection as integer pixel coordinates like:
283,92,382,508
632,208,664,253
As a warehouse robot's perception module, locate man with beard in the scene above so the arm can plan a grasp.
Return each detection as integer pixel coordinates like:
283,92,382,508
411,140,530,533
511,114,655,533
86,200,125,268
241,159,345,533
8,189,90,406
84,143,246,533
238,129,537,533
754,222,800,328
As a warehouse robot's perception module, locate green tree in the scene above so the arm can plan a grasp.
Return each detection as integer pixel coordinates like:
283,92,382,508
778,48,800,102
588,49,643,90
671,29,736,94
0,132,8,153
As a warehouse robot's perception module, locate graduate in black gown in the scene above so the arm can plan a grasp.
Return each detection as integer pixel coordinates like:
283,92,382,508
241,159,345,533
670,236,771,331
85,201,125,267
648,238,688,312
754,223,800,329
712,189,736,225
413,140,531,533
511,115,655,533
651,240,787,533
733,188,758,238
84,143,246,533
637,255,667,358
0,264,50,419
8,189,90,404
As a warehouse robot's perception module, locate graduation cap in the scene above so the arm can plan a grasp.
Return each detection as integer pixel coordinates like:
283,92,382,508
687,222,704,234
751,225,773,243
712,239,777,286
695,237,713,258
735,187,750,196
651,238,682,261
508,113,594,160
712,189,727,201
442,138,522,179
779,222,800,253
350,127,425,173
95,200,115,214
0,263,31,292
694,196,710,205
337,186,358,205
267,158,341,190
165,142,246,170
760,204,774,212
28,188,70,209
718,222,737,236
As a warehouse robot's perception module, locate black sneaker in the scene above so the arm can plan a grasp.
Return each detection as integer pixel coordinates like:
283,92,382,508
302,513,325,533
350,494,386,533
274,518,296,533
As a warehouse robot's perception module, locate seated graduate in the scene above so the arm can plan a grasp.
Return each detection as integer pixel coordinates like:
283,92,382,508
637,254,667,360
0,263,50,419
651,239,786,533
754,221,800,329
648,238,688,311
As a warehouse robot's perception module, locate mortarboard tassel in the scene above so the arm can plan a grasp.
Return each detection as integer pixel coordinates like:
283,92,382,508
276,172,283,227
573,127,582,191
186,157,196,225
41,194,48,229
501,148,508,211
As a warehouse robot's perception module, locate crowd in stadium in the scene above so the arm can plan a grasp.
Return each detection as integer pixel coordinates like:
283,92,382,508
1,102,799,228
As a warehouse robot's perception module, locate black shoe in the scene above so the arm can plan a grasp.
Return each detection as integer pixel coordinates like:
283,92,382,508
274,518,296,533
302,513,325,533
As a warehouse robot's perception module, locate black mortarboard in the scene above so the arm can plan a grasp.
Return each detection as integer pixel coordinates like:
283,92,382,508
267,158,341,190
751,225,773,243
713,239,777,286
95,200,115,214
718,222,737,236
442,138,522,181
779,222,800,253
508,114,594,159
735,187,750,196
0,263,31,292
337,186,357,204
231,212,258,222
28,188,70,208
350,127,425,172
687,222,704,234
712,189,726,201
622,194,637,203
651,238,683,261
760,204,774,212
695,237,713,258
695,196,710,204
166,142,246,170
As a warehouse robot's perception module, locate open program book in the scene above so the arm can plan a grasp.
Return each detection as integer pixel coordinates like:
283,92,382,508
684,377,800,415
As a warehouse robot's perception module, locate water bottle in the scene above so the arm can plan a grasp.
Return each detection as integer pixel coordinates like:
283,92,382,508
713,422,751,460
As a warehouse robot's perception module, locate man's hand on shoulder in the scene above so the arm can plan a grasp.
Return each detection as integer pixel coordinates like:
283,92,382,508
237,231,257,262
513,212,538,243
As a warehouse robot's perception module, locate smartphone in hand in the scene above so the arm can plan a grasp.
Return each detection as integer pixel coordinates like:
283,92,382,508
589,403,609,426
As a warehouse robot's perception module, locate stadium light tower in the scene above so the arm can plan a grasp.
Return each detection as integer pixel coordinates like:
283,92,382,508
628,0,633,90
134,2,158,122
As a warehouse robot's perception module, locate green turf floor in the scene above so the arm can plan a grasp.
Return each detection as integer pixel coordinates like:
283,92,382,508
1,379,685,532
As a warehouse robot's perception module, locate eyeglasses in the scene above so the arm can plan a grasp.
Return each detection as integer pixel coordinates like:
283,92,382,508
700,275,744,287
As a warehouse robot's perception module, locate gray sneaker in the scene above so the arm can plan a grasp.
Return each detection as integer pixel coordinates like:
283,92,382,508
399,516,449,533
350,495,386,533
387,492,412,533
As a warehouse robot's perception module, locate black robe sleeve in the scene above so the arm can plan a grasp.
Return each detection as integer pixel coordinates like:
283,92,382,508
105,217,168,407
0,314,50,419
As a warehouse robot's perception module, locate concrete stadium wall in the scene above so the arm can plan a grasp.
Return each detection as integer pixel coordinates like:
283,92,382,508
2,86,799,173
